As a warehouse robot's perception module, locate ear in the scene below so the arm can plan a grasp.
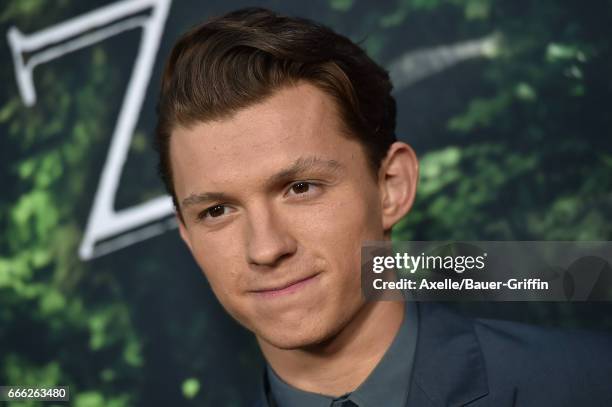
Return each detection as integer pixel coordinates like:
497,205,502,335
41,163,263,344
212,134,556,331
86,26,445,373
378,142,419,231
177,213,194,252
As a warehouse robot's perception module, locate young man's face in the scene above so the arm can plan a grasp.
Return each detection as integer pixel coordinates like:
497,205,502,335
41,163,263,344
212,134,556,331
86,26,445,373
171,82,388,349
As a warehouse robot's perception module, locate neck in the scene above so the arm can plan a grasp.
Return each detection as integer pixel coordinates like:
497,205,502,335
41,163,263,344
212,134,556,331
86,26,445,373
257,300,405,397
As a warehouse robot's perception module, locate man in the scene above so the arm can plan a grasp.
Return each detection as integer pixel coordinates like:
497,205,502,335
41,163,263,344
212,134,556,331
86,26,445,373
155,7,612,406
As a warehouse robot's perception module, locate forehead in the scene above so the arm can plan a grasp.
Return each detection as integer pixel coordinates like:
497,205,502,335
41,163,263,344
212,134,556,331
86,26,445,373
170,82,365,196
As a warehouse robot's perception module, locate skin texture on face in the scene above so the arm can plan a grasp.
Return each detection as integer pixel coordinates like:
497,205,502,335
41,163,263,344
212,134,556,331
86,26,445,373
172,82,416,356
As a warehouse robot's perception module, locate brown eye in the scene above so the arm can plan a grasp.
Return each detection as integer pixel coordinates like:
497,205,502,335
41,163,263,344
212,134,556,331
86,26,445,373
291,182,310,194
207,205,226,218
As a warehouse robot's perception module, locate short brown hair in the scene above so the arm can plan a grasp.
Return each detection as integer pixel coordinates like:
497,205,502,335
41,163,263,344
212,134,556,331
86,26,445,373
155,7,397,214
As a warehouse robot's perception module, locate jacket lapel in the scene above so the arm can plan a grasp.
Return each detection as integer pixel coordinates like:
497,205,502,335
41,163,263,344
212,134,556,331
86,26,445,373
408,303,513,407
255,366,275,407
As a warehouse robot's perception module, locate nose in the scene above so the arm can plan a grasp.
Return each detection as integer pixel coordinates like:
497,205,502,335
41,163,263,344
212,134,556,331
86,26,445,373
245,203,297,267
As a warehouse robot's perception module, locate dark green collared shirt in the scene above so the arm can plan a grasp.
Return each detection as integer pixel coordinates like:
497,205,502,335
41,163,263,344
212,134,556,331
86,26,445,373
265,301,419,407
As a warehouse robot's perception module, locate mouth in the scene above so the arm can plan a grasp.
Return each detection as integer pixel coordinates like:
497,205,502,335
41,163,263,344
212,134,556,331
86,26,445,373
250,274,320,298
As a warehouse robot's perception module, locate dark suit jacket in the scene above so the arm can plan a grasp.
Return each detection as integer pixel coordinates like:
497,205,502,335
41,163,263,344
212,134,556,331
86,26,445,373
254,303,612,406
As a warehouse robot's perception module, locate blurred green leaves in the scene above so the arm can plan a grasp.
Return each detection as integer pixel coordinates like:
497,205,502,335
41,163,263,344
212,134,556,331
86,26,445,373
447,92,513,132
181,378,200,399
329,0,353,12
394,0,612,246
1,1,140,406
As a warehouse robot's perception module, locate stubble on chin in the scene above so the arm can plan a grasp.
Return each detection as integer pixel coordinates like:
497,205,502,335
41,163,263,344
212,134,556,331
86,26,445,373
255,295,366,353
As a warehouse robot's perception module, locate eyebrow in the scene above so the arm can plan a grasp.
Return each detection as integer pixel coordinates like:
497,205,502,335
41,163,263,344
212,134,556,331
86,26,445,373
180,155,344,209
267,156,344,187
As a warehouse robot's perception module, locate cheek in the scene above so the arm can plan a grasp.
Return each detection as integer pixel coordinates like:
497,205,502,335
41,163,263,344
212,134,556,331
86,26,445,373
190,239,242,300
301,184,383,278
188,239,263,332
194,250,255,327
309,184,383,246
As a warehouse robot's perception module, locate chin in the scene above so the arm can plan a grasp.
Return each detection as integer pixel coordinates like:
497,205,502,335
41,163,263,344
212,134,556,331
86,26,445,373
257,322,336,350
259,308,360,351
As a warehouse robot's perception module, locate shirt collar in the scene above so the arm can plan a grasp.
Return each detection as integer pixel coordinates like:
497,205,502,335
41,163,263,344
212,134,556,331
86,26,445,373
265,301,419,407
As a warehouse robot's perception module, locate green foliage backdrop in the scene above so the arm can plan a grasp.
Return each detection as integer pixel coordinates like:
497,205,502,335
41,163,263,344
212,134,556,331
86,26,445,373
1,0,611,405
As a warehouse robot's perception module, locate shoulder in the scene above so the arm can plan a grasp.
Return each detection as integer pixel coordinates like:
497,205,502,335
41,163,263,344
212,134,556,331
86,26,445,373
416,302,612,405
472,313,612,402
473,314,612,368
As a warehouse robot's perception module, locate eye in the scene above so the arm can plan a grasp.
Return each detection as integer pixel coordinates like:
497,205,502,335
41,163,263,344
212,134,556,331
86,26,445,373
286,181,321,198
197,204,229,221
290,182,311,195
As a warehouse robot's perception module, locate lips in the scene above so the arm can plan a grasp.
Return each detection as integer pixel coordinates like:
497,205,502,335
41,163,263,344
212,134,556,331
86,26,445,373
250,274,319,297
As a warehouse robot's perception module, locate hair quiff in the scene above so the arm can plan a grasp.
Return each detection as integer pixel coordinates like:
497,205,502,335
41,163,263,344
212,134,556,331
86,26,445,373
155,7,397,213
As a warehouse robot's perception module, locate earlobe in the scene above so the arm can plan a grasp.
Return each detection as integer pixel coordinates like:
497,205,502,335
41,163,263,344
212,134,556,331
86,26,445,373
379,142,419,231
